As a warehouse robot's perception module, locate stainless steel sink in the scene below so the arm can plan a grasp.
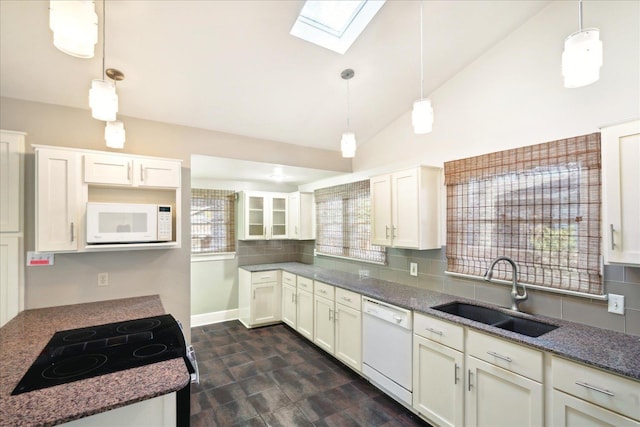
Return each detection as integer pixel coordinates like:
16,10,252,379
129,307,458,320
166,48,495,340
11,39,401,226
433,302,558,337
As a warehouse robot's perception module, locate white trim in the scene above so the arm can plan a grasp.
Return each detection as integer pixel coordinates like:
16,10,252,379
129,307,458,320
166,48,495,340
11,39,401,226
191,309,239,327
190,252,236,262
315,251,386,266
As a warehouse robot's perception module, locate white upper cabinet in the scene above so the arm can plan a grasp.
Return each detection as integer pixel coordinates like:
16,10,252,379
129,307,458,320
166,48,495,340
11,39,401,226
288,192,314,240
84,154,181,188
371,166,441,249
0,131,24,232
237,191,288,240
602,120,640,266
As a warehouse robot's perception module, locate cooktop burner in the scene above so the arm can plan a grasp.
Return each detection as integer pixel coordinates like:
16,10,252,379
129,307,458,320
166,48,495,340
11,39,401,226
12,314,187,395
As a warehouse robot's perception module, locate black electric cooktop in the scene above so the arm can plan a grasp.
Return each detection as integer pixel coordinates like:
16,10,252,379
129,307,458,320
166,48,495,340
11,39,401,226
12,314,187,395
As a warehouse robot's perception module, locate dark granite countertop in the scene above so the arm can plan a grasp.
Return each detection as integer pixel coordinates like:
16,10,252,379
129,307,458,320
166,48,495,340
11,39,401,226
242,262,640,382
0,295,191,427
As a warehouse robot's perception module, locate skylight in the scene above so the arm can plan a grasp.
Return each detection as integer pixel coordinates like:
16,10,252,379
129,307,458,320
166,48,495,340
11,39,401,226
290,0,386,54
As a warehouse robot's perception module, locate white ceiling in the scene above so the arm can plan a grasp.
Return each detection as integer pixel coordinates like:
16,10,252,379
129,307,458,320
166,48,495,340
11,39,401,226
0,0,551,154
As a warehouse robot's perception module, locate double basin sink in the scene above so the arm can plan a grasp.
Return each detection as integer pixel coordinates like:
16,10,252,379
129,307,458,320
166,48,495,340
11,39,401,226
433,302,558,337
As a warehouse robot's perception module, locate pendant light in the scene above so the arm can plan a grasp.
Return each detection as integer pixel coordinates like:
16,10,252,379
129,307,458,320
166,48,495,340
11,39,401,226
562,0,602,88
89,0,123,122
412,0,433,134
341,69,356,158
49,0,98,58
105,120,125,149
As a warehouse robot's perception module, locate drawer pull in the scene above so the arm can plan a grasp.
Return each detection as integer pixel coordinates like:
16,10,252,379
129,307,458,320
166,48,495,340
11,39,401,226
426,327,443,336
319,289,326,294
454,363,459,385
342,297,352,302
575,381,615,397
468,370,473,391
487,351,512,363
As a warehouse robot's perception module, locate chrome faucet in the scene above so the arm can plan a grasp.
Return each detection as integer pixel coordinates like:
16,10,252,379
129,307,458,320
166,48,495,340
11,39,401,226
484,256,528,312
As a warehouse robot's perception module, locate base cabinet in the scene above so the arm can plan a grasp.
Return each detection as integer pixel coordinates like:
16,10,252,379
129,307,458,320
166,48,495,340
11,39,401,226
334,290,362,372
281,282,297,329
553,390,639,427
238,269,281,328
313,292,335,354
296,277,314,341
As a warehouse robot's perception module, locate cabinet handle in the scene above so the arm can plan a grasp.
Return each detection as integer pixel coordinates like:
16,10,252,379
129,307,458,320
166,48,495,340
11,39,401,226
610,224,616,250
487,351,512,363
70,222,75,242
391,226,396,239
319,289,326,294
385,225,390,238
342,297,352,303
253,290,256,300
127,163,131,181
468,370,473,391
140,165,145,182
426,327,443,336
454,363,459,385
329,309,333,321
575,381,615,397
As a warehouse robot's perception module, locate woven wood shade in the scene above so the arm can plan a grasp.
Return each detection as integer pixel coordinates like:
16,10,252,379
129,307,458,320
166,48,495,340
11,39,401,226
315,180,386,264
444,133,603,295
191,189,236,253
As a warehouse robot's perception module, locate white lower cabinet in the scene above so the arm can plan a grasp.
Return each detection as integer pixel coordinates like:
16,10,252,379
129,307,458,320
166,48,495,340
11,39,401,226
296,276,314,341
334,288,362,372
281,282,297,329
313,282,335,354
553,390,639,427
238,269,281,328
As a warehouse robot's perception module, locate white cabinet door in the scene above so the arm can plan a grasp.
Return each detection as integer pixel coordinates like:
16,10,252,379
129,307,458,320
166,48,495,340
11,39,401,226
392,168,421,248
250,282,281,325
238,192,289,240
269,195,288,239
84,154,133,185
313,294,335,354
335,303,361,372
281,282,297,329
466,356,543,427
370,174,392,246
296,289,314,341
36,148,80,252
0,131,24,232
134,158,181,188
552,390,640,427
413,335,464,427
288,192,314,240
0,236,20,327
602,120,640,265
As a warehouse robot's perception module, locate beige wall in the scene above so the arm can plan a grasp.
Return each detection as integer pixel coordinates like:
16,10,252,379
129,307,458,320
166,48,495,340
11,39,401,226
0,96,350,338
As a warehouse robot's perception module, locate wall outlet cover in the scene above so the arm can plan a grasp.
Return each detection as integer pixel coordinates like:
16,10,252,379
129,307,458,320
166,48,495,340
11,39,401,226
608,294,625,315
26,251,54,266
410,262,418,277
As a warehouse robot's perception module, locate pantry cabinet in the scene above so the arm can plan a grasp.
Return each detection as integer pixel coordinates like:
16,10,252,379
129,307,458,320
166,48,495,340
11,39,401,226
0,131,24,232
288,192,314,240
238,269,281,328
83,154,181,188
370,166,441,249
602,120,640,266
237,191,288,240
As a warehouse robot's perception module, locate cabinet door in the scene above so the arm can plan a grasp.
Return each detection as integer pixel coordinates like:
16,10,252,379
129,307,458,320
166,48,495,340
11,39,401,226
335,303,361,372
270,195,288,239
0,236,20,327
134,159,181,188
245,194,266,239
392,168,420,248
281,283,297,329
313,295,335,354
370,174,392,246
288,192,300,239
297,289,314,341
84,154,133,185
413,335,464,427
250,282,280,326
36,149,79,252
552,390,639,427
466,356,543,427
602,120,640,265
0,131,24,232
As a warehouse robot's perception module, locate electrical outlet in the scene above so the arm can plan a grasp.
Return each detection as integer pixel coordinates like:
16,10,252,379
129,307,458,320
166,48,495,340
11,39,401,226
97,272,109,287
410,262,418,277
359,269,370,279
608,294,624,315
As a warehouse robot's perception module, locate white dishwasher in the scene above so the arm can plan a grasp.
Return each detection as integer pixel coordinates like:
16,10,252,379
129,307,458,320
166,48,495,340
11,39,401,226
362,297,413,406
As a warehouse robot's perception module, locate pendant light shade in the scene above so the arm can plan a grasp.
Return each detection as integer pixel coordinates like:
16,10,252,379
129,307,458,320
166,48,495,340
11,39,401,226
89,79,118,121
49,0,98,58
105,120,125,149
412,99,433,134
562,29,602,88
341,132,356,158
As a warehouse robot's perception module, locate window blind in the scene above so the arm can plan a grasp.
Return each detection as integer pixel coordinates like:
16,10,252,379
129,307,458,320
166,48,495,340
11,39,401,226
444,133,603,295
191,189,236,254
315,179,386,264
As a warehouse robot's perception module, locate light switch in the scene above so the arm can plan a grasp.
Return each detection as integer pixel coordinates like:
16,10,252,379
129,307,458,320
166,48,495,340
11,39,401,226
410,262,418,277
608,294,625,315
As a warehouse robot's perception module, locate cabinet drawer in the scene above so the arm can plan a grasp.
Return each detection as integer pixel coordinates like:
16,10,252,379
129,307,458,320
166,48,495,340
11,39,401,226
314,281,334,301
297,276,313,292
553,356,640,421
414,313,464,352
467,329,543,382
251,270,279,284
282,271,296,287
335,288,361,311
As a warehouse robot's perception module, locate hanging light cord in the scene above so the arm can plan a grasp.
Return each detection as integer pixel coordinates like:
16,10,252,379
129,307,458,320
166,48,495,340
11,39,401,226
419,0,424,100
578,0,583,31
346,78,351,130
101,0,106,80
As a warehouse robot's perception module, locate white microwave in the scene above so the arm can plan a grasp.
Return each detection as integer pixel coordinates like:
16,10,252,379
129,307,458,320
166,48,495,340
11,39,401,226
86,202,172,244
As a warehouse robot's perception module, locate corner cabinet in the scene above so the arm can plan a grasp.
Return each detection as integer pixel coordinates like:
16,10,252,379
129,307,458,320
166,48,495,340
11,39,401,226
34,145,182,253
288,192,315,240
238,269,281,328
370,166,441,249
602,120,640,266
237,191,288,240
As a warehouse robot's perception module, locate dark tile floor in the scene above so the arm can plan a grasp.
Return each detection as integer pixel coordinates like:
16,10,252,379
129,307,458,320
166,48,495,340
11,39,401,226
190,321,431,427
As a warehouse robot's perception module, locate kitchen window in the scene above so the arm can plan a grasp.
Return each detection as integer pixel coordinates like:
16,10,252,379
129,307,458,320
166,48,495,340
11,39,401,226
315,179,386,264
444,133,603,295
191,189,235,255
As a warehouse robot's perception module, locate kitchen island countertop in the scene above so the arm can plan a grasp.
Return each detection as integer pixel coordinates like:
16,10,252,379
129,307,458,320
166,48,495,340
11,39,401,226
0,295,190,427
242,262,640,382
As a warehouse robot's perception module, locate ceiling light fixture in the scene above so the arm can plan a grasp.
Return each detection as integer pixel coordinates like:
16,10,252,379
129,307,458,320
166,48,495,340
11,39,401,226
562,0,602,88
49,0,98,58
412,1,433,134
340,69,356,158
105,120,125,149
